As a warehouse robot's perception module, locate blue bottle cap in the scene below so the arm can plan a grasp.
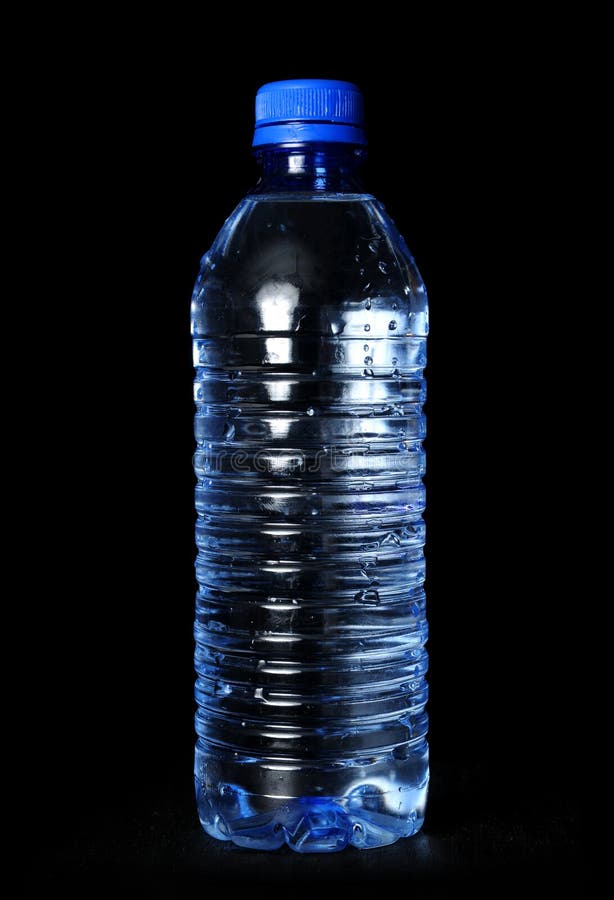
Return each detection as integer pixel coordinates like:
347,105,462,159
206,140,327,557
253,79,366,147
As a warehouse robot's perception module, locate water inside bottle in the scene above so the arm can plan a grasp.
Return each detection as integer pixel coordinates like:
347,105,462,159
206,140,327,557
193,195,428,851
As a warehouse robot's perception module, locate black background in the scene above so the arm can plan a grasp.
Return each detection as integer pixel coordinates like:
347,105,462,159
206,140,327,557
28,27,577,897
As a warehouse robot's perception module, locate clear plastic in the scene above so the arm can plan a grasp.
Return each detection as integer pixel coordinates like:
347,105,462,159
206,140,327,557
192,147,429,852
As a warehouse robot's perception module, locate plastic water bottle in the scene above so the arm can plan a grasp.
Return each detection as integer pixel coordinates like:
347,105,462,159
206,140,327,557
192,80,429,852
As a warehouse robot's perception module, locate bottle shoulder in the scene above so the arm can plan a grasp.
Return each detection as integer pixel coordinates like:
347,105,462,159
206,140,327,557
192,194,427,338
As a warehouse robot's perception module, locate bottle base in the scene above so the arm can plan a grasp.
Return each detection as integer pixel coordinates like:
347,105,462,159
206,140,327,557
196,780,428,852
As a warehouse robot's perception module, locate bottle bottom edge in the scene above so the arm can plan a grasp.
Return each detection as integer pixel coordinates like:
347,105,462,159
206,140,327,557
196,780,428,852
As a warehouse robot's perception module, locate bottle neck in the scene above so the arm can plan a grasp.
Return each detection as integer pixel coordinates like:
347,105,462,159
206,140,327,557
252,144,366,194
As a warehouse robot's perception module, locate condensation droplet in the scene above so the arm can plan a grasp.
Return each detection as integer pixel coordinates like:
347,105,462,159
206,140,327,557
306,406,315,416
389,320,397,330
364,355,373,365
363,344,369,352
355,589,380,604
365,299,372,310
364,323,371,331
362,541,379,551
378,260,388,274
392,356,398,365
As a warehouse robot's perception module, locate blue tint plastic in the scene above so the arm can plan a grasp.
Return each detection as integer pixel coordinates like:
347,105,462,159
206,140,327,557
193,81,429,852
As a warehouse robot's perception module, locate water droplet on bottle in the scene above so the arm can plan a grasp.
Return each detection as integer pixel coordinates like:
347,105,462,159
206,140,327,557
363,368,374,377
389,320,397,330
368,239,379,253
365,299,371,311
306,406,315,416
378,261,388,274
223,423,235,441
364,355,373,365
364,323,371,332
363,344,369,352
392,302,399,311
357,589,380,604
391,356,398,365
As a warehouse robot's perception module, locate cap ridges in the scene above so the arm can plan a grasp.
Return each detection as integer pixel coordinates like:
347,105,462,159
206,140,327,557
253,79,366,147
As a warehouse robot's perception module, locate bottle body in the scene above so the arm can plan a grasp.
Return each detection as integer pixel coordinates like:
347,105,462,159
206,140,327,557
192,188,428,852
